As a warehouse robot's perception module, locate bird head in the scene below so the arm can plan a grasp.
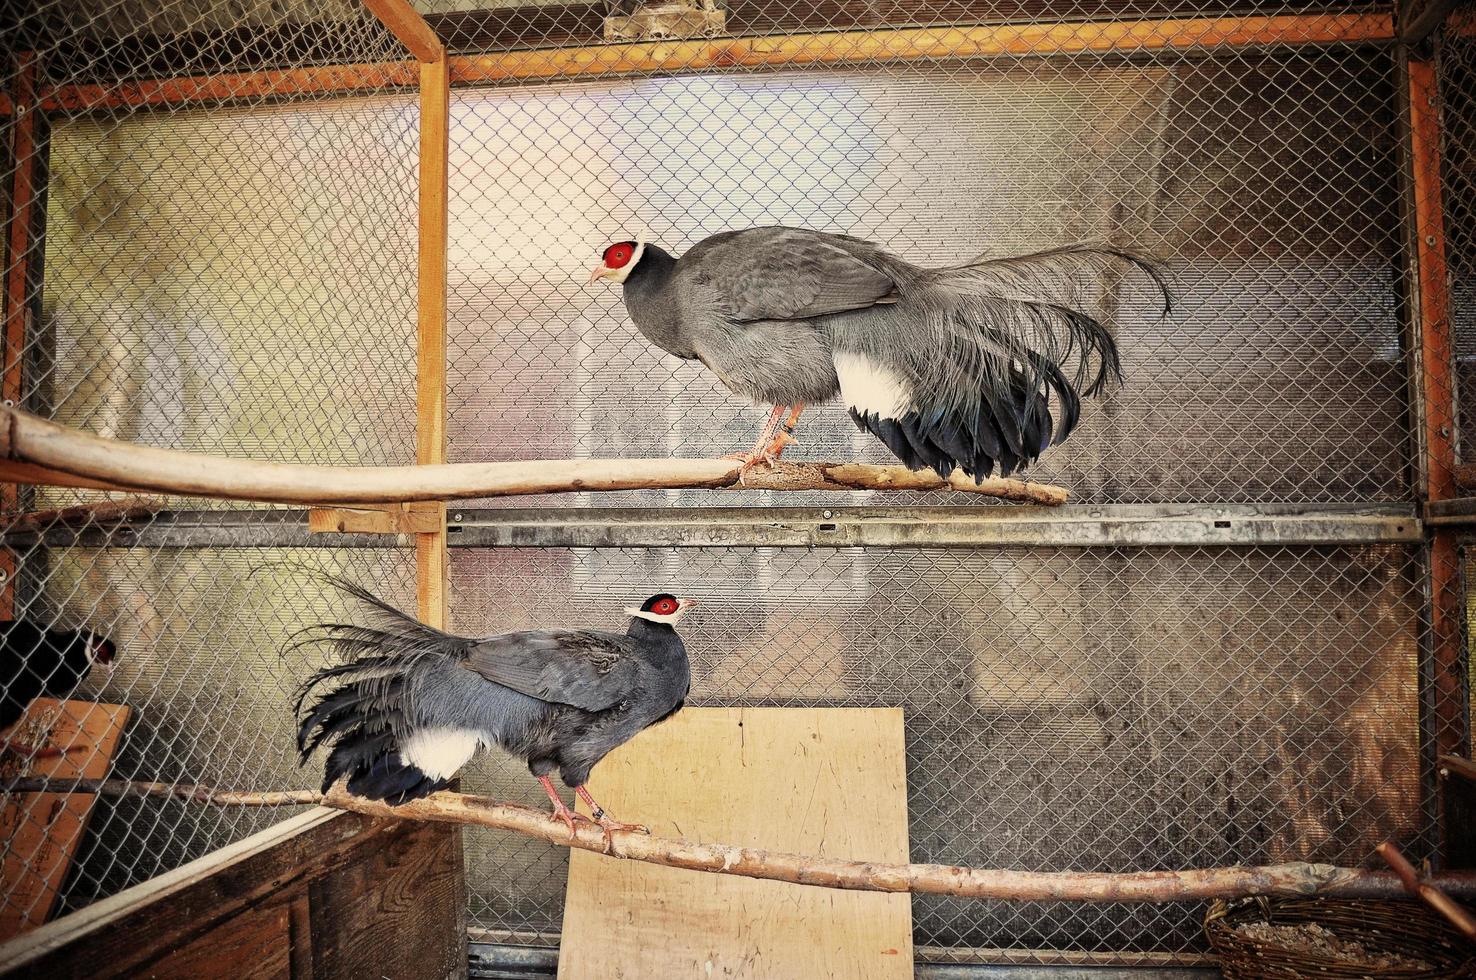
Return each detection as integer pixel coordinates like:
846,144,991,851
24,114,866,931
625,593,698,625
588,238,647,285
86,632,118,679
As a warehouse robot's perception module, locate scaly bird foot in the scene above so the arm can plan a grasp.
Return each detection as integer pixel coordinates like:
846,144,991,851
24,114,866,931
591,812,649,853
762,429,796,460
721,451,780,485
548,801,580,839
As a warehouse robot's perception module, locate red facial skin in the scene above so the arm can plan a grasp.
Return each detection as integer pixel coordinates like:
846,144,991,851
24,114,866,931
603,242,636,269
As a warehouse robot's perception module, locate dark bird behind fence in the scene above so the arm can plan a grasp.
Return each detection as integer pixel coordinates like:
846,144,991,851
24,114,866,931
1,621,116,757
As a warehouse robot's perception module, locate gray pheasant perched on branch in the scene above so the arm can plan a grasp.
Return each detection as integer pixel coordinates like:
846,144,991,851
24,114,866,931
590,227,1168,480
293,579,694,842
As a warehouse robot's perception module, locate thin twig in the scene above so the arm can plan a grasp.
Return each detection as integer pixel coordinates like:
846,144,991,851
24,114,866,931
8,777,1476,903
1376,841,1476,941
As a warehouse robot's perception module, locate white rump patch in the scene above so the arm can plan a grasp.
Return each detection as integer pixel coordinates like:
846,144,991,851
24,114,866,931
834,351,909,419
402,727,483,780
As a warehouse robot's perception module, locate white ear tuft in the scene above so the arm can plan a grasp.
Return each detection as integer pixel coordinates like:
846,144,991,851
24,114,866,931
625,603,687,624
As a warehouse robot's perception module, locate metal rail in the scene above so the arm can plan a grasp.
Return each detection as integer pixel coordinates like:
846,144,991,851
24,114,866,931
2,504,1421,551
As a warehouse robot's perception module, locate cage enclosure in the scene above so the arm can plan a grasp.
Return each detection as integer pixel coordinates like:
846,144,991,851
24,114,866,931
0,0,1473,976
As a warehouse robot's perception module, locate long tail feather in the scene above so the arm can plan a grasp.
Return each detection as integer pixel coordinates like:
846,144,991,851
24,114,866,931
845,243,1167,480
285,574,476,804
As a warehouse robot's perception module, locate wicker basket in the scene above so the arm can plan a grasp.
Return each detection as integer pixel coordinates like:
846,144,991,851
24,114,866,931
1205,898,1476,979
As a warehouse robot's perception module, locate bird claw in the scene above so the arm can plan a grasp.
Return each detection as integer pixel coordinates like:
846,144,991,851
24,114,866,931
591,815,649,854
549,802,581,839
724,451,783,485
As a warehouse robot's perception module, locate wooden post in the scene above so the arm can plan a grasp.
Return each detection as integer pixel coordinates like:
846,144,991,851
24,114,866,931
1401,46,1467,863
2,53,38,619
359,0,449,633
416,50,449,628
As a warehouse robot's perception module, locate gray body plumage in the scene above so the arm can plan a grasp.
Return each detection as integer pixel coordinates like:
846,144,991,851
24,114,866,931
293,579,690,804
616,226,1168,478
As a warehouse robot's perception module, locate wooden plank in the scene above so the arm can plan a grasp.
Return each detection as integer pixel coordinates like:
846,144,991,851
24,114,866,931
0,699,130,938
363,0,446,63
24,14,1396,114
0,807,385,978
2,53,38,620
3,54,36,412
559,707,912,980
141,902,293,980
417,51,450,630
307,819,466,979
1410,59,1455,501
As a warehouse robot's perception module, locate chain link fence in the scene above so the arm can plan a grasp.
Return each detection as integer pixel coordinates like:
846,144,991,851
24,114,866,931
452,543,1424,953
1,0,420,935
1,0,1470,966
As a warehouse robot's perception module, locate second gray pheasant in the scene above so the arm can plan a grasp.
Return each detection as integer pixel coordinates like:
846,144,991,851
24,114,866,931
294,579,694,842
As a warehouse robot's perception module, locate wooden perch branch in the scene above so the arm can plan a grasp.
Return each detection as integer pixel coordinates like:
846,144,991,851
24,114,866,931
9,777,1475,903
0,407,1067,505
1376,841,1476,941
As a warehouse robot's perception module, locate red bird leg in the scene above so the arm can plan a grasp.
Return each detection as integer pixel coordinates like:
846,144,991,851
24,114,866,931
763,402,804,460
722,404,786,467
574,785,647,831
574,785,649,851
537,775,580,839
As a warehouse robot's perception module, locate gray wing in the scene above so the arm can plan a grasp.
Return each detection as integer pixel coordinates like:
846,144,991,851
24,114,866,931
463,630,640,712
687,227,898,322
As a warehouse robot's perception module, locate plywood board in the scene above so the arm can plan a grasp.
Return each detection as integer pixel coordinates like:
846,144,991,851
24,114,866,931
0,698,131,938
559,707,912,980
142,900,293,980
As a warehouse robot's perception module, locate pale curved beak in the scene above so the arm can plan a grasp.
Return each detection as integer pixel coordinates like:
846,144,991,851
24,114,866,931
678,598,699,611
588,263,613,284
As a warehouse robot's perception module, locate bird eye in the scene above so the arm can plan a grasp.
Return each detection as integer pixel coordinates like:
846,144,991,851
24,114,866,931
604,243,633,269
653,598,678,615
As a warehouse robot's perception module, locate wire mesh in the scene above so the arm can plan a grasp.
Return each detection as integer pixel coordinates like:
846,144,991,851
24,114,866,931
451,544,1423,953
445,46,1409,507
33,549,415,918
2,0,420,937
0,0,1465,969
1448,7,1476,464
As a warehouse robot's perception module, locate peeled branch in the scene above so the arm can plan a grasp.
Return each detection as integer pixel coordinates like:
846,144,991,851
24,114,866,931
0,406,1066,505
8,777,1474,904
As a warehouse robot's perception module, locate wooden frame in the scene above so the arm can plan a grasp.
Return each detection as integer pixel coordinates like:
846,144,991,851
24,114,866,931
363,0,446,63
14,13,1395,116
1,54,37,618
0,808,467,979
416,50,450,628
1399,41,1467,863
